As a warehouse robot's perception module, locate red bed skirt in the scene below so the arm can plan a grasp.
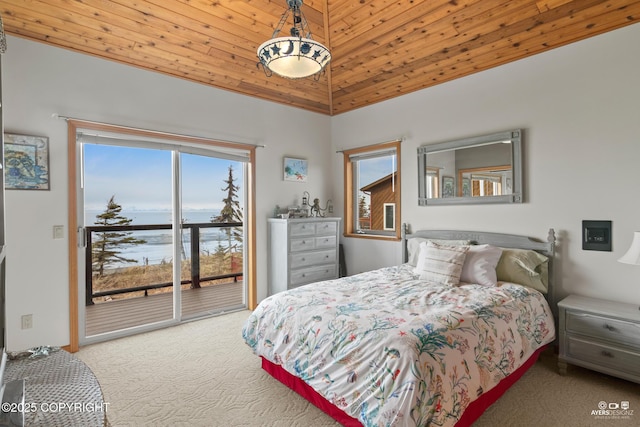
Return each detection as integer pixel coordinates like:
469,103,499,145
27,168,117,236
261,345,547,426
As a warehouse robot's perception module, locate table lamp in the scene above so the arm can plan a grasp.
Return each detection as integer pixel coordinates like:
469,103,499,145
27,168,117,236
618,231,640,310
618,232,640,265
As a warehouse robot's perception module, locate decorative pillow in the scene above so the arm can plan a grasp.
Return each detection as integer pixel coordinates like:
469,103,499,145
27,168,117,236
407,238,471,266
460,244,503,287
414,241,469,286
496,248,549,293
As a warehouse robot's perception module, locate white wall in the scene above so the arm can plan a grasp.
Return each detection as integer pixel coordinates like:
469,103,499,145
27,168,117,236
332,23,640,307
2,35,331,350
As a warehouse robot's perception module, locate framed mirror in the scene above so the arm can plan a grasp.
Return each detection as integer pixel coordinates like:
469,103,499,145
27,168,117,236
418,129,522,205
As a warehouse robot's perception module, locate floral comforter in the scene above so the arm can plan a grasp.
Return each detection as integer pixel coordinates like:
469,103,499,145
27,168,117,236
242,264,555,426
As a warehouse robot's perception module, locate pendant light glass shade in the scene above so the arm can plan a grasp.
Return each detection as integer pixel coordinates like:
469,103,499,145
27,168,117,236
257,0,330,80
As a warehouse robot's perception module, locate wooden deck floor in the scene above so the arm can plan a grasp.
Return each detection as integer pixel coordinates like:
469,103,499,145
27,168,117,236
85,281,244,337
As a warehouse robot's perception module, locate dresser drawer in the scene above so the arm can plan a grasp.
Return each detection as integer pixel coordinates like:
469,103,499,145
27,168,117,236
566,311,640,349
290,250,336,268
290,237,316,252
566,336,640,377
290,235,338,252
290,265,337,286
315,221,337,235
315,235,337,249
289,222,316,236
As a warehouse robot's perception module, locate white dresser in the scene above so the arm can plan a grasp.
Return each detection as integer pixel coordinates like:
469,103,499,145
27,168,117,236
268,217,341,295
558,294,640,384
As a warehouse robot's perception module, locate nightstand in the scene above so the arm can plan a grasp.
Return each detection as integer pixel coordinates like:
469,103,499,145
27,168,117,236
558,294,640,384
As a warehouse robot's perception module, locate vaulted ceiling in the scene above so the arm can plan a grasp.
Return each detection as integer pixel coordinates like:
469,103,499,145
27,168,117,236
2,0,638,115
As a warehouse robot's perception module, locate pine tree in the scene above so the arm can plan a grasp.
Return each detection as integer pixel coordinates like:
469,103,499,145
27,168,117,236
212,165,243,265
92,195,147,277
358,195,369,216
358,195,370,230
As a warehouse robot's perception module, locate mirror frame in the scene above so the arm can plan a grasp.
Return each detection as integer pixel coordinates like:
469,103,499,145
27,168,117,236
417,129,523,206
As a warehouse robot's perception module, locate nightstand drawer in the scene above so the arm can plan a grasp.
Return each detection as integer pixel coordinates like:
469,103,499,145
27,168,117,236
290,250,336,268
566,311,640,349
567,336,640,377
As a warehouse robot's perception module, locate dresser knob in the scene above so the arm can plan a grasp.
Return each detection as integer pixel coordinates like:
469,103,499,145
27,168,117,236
601,350,614,358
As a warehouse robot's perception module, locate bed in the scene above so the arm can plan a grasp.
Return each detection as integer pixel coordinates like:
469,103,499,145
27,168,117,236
243,226,556,426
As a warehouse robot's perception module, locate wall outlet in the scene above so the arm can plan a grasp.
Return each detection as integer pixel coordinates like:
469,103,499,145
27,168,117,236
21,314,33,329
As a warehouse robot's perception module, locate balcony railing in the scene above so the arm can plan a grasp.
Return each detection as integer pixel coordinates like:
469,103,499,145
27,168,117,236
84,222,242,306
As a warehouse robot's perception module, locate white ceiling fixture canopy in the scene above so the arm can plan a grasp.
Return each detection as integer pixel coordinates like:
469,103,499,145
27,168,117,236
257,0,331,80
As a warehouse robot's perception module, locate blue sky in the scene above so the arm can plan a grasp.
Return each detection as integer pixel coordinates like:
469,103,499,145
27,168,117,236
358,155,397,190
83,144,243,212
83,143,389,213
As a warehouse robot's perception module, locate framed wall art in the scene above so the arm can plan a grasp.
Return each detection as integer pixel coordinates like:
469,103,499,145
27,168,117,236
462,177,471,197
283,157,308,182
4,133,50,190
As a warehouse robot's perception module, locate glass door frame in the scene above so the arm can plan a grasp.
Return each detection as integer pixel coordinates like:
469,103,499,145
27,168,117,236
177,151,249,322
65,119,256,351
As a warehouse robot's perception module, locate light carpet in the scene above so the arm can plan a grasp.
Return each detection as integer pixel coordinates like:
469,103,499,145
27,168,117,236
77,310,639,427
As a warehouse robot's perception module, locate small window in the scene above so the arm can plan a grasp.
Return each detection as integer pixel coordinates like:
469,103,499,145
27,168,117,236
343,141,401,239
383,203,395,231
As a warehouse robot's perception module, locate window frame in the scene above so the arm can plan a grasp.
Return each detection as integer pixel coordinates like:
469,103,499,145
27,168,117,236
343,140,401,240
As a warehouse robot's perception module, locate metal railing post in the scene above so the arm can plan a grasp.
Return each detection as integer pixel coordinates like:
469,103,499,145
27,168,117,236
190,225,201,289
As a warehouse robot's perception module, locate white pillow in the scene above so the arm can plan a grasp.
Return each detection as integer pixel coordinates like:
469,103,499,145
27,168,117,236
407,237,471,266
460,244,503,287
414,241,469,286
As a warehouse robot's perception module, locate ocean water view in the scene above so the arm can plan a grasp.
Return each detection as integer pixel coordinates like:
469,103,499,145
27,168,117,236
85,209,219,225
85,209,241,267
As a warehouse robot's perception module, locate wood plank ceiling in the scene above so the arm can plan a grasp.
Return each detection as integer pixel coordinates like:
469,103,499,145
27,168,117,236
1,0,638,115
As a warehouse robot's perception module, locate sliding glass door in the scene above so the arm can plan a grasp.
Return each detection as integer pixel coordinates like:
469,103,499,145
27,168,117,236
179,152,245,320
77,132,248,344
